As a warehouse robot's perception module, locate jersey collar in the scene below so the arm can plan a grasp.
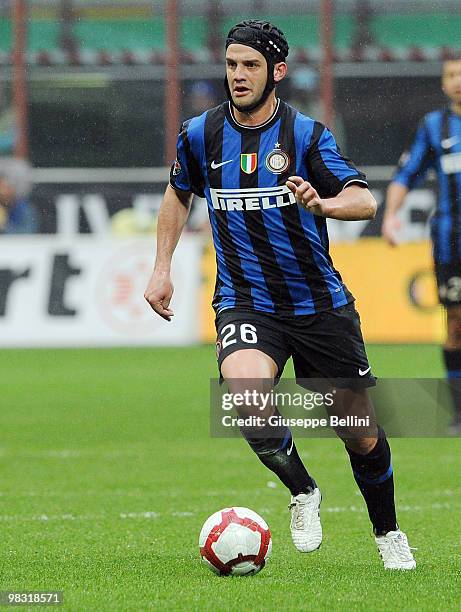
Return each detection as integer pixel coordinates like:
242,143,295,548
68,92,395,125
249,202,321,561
225,98,282,132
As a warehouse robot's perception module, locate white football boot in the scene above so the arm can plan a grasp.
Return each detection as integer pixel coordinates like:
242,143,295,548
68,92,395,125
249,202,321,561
375,529,417,570
289,487,322,552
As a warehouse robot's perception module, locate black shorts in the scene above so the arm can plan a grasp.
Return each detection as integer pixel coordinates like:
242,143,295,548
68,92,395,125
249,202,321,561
215,303,376,389
435,262,461,306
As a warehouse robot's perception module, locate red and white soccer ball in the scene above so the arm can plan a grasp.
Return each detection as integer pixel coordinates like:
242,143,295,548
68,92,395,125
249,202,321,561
199,507,272,576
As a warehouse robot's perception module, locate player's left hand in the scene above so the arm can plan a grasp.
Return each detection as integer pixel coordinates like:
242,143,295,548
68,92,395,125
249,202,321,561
286,176,325,216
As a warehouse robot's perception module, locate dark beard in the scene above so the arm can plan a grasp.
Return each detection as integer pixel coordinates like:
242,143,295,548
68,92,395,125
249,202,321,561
231,91,266,114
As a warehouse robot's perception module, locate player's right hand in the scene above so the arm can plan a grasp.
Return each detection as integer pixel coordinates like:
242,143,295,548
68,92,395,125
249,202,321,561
286,176,324,215
381,214,401,247
144,272,175,321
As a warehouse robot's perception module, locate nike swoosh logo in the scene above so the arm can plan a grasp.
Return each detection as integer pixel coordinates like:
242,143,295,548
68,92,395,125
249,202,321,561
441,136,460,149
359,366,371,376
211,159,233,170
286,437,294,456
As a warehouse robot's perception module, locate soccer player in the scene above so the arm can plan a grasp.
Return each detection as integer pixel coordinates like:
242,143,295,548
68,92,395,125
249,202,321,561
145,20,415,570
382,57,461,434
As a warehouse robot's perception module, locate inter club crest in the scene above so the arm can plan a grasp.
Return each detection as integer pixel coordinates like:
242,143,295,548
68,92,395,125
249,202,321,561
240,153,258,174
265,143,290,174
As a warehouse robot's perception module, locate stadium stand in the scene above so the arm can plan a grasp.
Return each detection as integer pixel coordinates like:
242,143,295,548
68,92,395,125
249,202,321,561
0,0,460,66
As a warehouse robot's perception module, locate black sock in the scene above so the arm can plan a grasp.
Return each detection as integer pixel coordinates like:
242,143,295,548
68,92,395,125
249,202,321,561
243,421,316,496
443,348,461,419
346,428,397,535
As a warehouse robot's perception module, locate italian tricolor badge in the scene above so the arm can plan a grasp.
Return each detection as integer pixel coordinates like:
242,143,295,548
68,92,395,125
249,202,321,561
240,153,258,174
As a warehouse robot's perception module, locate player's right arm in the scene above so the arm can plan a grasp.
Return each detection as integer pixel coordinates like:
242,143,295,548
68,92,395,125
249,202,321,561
382,117,434,246
145,118,204,321
144,185,193,321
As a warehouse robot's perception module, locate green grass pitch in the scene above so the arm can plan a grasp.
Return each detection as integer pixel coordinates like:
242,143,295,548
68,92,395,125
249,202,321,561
1,345,460,610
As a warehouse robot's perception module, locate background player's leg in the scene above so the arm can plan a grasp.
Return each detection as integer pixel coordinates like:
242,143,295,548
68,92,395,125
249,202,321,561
221,349,315,495
443,305,461,432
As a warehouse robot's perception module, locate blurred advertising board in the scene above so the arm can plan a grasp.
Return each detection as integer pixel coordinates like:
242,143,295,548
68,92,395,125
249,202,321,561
29,168,433,239
331,239,444,343
30,169,167,234
200,239,444,344
0,236,201,347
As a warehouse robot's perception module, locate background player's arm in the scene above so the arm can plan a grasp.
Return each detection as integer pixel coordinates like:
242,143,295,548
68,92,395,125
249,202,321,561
144,185,193,321
382,118,434,246
286,177,376,221
381,182,409,246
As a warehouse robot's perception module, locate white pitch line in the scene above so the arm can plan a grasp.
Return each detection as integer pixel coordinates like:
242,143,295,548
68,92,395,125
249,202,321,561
120,511,159,519
0,513,104,522
0,502,456,523
0,489,160,498
0,449,143,459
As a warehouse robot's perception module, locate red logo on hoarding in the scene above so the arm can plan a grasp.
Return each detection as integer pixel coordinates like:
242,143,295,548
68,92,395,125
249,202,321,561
97,243,167,335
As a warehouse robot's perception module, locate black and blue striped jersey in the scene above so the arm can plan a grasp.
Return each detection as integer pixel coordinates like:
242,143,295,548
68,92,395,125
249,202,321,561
393,107,461,265
170,99,368,315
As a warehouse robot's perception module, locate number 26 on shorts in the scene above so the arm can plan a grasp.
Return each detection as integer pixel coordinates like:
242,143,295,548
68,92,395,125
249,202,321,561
221,323,258,348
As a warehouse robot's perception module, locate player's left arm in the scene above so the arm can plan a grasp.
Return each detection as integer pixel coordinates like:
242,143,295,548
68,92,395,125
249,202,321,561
292,123,376,220
286,176,377,221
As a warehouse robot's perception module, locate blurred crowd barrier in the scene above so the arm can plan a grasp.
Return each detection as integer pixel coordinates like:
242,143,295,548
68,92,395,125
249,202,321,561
0,73,452,168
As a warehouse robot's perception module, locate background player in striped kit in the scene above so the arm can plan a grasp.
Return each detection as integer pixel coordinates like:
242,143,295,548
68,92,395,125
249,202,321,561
145,20,416,569
383,57,461,434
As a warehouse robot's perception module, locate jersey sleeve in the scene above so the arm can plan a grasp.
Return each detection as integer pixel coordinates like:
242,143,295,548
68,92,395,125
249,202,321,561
169,121,205,198
305,123,368,198
392,119,435,190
